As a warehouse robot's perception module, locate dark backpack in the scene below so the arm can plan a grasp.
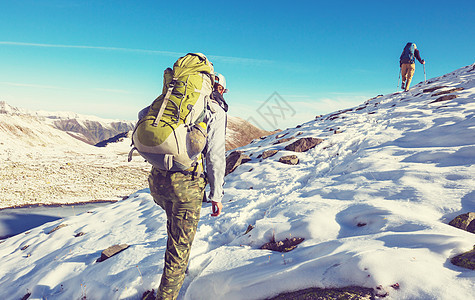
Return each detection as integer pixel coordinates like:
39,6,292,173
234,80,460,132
400,43,416,64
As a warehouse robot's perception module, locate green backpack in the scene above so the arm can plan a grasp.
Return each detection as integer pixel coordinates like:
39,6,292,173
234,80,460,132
129,53,214,171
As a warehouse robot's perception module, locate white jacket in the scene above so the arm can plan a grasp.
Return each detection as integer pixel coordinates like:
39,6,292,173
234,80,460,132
204,99,227,203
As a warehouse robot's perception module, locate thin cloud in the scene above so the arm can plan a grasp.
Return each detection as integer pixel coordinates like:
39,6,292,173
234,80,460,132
1,81,133,95
0,81,64,90
0,41,181,56
0,41,272,65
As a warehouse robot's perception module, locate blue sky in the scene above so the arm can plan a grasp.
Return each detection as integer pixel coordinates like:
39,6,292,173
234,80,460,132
1,0,474,130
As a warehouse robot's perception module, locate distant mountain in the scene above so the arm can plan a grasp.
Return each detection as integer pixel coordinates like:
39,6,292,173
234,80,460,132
0,101,134,145
52,118,133,145
0,101,272,149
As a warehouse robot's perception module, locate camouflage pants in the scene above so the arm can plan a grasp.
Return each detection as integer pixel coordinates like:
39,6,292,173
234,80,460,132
148,167,206,300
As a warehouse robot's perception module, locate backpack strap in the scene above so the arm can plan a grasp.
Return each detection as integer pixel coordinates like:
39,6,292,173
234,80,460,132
127,147,137,162
152,78,177,127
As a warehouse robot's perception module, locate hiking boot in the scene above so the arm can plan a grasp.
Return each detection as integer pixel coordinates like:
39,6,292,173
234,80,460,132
401,82,405,90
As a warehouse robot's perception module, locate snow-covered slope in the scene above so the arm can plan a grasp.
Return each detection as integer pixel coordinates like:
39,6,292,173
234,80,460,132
0,64,474,299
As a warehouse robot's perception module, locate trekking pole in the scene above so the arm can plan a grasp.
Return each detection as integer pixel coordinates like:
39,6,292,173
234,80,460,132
423,64,426,84
397,67,401,92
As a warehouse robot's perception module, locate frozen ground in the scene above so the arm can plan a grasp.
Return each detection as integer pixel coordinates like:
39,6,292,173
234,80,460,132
0,110,150,208
0,64,474,299
0,201,114,239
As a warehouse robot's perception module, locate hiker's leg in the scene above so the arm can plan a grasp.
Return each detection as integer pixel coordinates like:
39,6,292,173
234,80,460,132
401,64,409,84
405,63,416,91
149,168,169,210
157,173,205,300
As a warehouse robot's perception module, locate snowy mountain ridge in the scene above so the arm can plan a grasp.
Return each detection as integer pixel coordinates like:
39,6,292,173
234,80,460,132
0,64,474,299
1,101,136,145
1,100,129,124
0,101,270,148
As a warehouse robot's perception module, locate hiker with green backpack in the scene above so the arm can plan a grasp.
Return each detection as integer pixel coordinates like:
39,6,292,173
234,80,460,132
130,53,227,299
399,42,425,91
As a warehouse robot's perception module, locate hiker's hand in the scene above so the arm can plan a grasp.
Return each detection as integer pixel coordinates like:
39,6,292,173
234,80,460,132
211,201,223,217
422,60,425,64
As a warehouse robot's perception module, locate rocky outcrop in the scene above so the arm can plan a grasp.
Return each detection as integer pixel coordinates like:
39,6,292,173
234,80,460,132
451,246,475,270
423,86,447,93
47,223,68,234
430,94,458,104
431,87,464,96
279,155,299,165
261,237,305,252
284,137,324,152
225,151,251,175
273,137,295,145
449,212,475,233
267,286,374,300
258,150,279,159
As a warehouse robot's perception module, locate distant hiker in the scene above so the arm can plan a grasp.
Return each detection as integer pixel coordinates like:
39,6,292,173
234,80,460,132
400,42,425,91
131,54,227,300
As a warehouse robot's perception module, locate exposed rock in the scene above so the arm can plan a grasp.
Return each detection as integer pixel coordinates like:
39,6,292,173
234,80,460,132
423,86,447,93
258,150,279,159
261,237,305,252
97,244,129,262
20,245,29,251
327,109,353,121
74,232,86,237
430,94,457,104
244,224,254,235
273,137,295,145
374,285,389,298
431,87,464,96
47,223,68,234
284,137,324,152
451,246,475,270
267,286,374,300
279,155,299,165
449,212,475,233
225,151,251,175
95,132,128,147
